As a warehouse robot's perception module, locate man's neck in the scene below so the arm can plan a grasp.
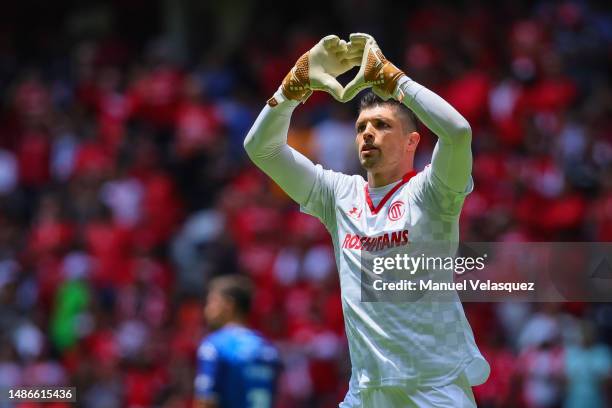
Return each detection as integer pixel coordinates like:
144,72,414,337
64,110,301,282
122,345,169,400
224,318,247,328
367,165,413,188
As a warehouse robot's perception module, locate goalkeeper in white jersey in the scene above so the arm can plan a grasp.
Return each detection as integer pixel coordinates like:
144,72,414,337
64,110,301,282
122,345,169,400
244,33,490,407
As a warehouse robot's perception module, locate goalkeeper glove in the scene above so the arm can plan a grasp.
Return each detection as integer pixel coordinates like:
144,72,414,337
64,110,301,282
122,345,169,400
268,35,364,106
340,33,407,102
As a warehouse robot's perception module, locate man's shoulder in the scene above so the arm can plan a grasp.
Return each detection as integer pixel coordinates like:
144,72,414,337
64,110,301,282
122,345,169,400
302,166,366,223
405,164,474,217
313,164,365,193
314,164,362,180
197,334,222,362
200,326,243,350
198,327,246,360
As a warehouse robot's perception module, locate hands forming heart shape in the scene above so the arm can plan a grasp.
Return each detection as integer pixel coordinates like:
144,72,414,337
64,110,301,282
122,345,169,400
277,33,406,105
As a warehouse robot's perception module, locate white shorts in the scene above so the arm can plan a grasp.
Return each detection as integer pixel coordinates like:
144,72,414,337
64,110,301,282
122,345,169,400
339,374,477,408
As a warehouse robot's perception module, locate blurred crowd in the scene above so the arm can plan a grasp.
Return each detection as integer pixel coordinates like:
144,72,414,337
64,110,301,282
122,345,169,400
0,0,611,407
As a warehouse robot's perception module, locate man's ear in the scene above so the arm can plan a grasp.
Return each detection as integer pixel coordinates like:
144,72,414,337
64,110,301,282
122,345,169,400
406,131,420,152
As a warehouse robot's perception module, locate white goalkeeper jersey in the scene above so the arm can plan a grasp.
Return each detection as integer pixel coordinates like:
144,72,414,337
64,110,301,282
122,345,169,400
300,163,489,389
244,77,490,392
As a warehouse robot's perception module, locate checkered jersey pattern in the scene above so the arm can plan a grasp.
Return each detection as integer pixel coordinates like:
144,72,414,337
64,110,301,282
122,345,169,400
300,164,489,390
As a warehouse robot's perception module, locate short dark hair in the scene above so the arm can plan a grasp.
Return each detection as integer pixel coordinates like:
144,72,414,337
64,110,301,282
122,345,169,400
359,91,418,132
208,275,253,316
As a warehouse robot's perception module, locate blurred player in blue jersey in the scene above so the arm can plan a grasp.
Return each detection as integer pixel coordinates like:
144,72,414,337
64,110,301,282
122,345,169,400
194,275,281,408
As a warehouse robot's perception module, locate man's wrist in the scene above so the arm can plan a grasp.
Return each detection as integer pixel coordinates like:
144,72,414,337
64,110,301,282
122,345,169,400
267,88,302,108
266,88,301,118
392,74,410,102
394,76,426,106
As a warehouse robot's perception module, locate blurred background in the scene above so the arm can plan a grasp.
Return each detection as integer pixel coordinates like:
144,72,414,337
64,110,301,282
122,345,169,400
0,0,611,407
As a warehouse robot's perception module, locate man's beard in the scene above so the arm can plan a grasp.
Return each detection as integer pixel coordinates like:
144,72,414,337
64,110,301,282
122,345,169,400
360,154,380,170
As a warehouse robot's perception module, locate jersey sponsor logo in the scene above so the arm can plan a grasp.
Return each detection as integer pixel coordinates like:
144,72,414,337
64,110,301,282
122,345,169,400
387,200,405,221
347,206,362,220
341,229,409,252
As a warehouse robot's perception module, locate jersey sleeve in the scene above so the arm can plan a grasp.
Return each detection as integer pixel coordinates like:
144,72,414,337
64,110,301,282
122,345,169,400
398,77,473,194
410,164,474,217
300,164,349,229
244,94,318,206
194,340,220,400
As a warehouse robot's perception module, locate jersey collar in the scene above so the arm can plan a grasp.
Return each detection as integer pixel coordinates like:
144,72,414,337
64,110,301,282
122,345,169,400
364,170,417,215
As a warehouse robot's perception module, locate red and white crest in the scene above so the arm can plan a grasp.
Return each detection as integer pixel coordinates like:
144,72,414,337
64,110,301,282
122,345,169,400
347,206,362,220
387,200,405,221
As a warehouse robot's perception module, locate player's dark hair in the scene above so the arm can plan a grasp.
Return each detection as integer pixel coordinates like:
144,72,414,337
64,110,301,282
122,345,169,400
359,91,418,132
209,275,253,317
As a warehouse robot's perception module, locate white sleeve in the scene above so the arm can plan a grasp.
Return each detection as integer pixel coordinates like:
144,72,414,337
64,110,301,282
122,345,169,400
244,91,349,228
243,92,318,205
409,165,473,216
300,164,346,229
397,77,473,194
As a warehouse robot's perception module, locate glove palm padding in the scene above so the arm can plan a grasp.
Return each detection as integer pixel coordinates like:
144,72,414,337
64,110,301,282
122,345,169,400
340,34,406,102
276,35,363,104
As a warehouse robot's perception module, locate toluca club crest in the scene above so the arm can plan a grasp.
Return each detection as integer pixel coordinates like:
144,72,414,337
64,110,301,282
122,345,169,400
388,200,405,221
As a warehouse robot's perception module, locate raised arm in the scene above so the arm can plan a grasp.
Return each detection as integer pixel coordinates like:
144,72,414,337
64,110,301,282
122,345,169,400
343,33,472,192
244,35,363,204
243,98,317,204
397,77,472,192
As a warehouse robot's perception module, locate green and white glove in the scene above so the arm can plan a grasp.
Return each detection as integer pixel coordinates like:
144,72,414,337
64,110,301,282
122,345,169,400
267,35,365,106
340,33,407,102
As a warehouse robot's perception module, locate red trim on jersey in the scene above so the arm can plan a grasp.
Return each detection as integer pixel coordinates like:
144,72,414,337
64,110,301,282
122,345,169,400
364,170,417,215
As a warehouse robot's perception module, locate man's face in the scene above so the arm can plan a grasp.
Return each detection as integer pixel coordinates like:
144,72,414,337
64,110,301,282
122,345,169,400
355,105,418,171
204,290,232,330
